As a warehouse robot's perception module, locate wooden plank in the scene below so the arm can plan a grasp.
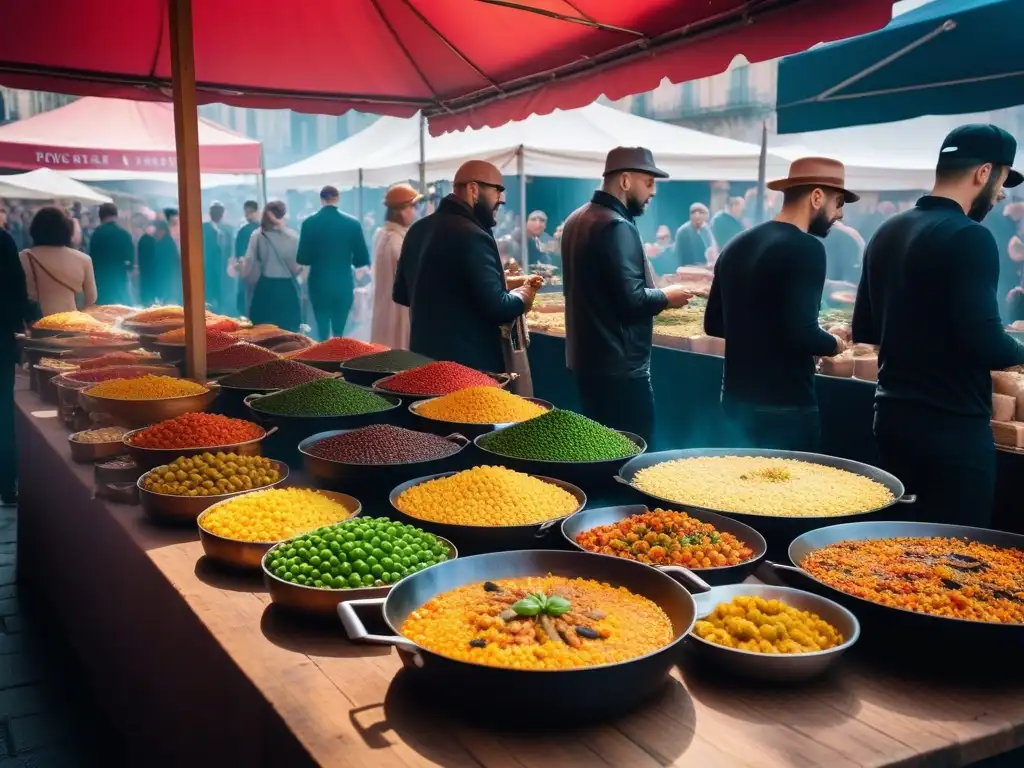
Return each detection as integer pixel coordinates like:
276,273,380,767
168,0,207,381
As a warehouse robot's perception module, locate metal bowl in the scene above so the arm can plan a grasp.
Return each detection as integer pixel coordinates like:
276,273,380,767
79,386,218,429
388,471,586,555
68,433,129,464
244,389,403,449
121,423,274,470
198,489,361,570
372,371,514,404
264,533,458,618
150,341,187,362
136,459,289,524
299,429,471,495
560,504,766,586
407,396,553,439
338,354,436,388
279,358,342,372
685,583,860,683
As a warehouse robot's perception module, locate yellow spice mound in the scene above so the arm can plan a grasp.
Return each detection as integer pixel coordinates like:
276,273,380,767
694,595,843,654
34,311,107,331
86,374,208,400
417,386,548,424
200,488,353,542
395,465,579,526
632,456,893,518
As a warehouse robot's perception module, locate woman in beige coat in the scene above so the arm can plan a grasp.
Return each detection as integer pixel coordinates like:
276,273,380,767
370,183,422,349
19,206,97,316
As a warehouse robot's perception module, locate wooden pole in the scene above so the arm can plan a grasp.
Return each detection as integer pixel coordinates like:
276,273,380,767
517,145,527,272
168,0,206,381
418,113,427,193
756,120,768,225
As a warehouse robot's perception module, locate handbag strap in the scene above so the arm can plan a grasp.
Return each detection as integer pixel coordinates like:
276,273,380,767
260,232,301,294
26,249,79,294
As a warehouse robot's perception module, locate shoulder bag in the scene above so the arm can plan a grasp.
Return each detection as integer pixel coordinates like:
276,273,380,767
260,232,314,329
25,249,84,315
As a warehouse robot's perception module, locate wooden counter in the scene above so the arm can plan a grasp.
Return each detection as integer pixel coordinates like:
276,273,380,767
14,384,1024,767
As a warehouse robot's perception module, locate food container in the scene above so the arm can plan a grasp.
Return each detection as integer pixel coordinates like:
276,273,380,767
388,471,586,556
95,481,140,505
79,386,218,429
68,432,128,464
371,372,514,404
215,372,340,420
299,429,471,494
407,396,553,439
136,459,289,524
151,341,186,362
94,457,142,485
120,424,274,470
560,504,766,586
33,365,70,403
198,490,361,571
685,583,859,682
339,549,706,724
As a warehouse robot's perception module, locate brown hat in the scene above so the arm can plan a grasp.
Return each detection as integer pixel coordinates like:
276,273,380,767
384,183,423,208
453,160,504,188
767,157,860,202
603,147,668,179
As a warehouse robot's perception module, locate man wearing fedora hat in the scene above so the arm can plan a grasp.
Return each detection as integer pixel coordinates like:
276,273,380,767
853,124,1024,528
561,147,694,444
370,183,422,349
705,157,852,452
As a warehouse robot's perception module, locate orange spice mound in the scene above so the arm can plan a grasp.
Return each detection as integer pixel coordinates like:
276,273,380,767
287,338,388,362
128,412,262,449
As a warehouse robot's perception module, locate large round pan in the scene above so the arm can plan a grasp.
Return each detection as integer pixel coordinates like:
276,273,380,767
407,396,553,439
766,520,1024,659
338,549,707,724
617,448,915,557
560,504,766,586
372,371,514,403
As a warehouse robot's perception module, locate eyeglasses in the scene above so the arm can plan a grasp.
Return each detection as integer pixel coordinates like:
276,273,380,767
472,180,506,194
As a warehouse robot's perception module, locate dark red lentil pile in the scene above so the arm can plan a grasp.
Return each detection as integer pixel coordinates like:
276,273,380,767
219,359,330,389
306,425,461,464
378,361,499,396
343,350,434,373
208,342,280,371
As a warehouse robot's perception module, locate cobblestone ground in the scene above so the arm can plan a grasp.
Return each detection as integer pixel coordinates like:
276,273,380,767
0,506,123,767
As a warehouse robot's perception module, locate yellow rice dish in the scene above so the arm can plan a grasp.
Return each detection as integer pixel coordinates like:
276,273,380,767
631,456,893,518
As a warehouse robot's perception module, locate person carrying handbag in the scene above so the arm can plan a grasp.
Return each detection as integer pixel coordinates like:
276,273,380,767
18,206,97,317
240,201,304,332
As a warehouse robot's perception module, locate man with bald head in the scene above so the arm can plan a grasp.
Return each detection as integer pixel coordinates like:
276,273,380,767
394,160,540,370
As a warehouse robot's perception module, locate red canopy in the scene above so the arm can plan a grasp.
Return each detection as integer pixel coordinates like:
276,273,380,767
0,97,261,173
0,0,896,135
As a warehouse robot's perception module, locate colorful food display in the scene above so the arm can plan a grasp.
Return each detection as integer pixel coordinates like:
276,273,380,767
343,350,433,373
33,311,109,333
85,375,208,400
400,576,673,669
252,379,393,417
230,324,288,343
478,409,640,462
394,466,579,526
378,362,499,396
287,337,387,362
693,596,844,653
156,325,239,345
201,488,353,543
141,453,280,496
72,426,129,444
306,425,460,464
575,508,755,568
631,456,894,517
128,413,262,449
416,386,547,424
265,516,450,589
61,366,174,387
207,342,279,370
218,359,331,389
801,537,1024,624
75,351,155,369
37,358,80,371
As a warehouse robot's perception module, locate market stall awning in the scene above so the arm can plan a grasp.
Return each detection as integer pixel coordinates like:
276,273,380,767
0,0,896,135
0,97,262,174
0,167,113,203
776,0,1024,134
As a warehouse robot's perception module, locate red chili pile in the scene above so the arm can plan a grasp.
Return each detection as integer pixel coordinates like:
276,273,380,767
129,412,263,449
378,362,499,396
74,352,142,370
288,337,388,362
218,359,330,389
306,425,460,464
207,342,279,371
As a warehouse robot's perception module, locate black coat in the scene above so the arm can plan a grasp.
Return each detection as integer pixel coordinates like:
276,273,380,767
394,195,524,372
88,221,133,305
0,229,30,364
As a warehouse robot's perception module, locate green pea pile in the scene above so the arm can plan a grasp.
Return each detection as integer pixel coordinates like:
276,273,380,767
252,378,393,417
343,350,434,373
478,409,641,462
265,516,450,589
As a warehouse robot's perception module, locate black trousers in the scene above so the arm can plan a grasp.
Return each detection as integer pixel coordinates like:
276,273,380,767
575,373,656,447
250,276,301,333
721,398,823,453
0,362,15,496
874,403,995,528
311,292,353,341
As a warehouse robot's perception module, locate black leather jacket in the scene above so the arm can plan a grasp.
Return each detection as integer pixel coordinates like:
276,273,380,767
562,191,668,378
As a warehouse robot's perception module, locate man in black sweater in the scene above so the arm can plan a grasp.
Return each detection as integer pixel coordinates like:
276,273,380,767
853,124,1024,527
705,158,852,452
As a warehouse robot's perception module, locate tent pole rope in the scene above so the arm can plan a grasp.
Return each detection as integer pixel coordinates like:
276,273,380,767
756,121,767,225
357,169,364,223
258,144,267,207
418,113,427,193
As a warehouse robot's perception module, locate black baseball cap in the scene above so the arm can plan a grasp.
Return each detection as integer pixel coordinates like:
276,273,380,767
938,124,1022,188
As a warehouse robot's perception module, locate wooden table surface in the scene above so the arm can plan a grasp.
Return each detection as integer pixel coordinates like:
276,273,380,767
13,386,1024,768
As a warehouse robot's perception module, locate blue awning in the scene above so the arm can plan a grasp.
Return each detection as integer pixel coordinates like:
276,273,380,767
776,0,1024,134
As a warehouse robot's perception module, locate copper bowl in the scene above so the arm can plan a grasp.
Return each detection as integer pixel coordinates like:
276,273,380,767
79,386,218,429
136,459,289,524
197,489,361,570
68,432,129,464
121,423,274,470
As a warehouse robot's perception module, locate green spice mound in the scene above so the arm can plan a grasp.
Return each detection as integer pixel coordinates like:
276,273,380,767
343,349,434,373
253,378,393,417
478,409,641,462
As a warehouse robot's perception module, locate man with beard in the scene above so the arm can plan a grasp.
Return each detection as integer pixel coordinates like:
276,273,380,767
394,160,540,371
853,125,1024,527
562,147,693,444
705,157,851,452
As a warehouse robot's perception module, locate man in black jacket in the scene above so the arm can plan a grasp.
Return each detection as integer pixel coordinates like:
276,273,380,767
562,147,693,444
88,203,133,305
394,160,539,371
853,125,1024,527
0,216,30,506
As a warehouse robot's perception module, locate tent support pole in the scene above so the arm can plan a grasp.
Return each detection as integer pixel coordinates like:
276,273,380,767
755,121,767,225
418,113,427,193
168,0,206,381
357,169,364,222
258,145,268,207
517,145,527,273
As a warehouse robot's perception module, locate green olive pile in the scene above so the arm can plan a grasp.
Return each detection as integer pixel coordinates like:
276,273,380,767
264,516,450,590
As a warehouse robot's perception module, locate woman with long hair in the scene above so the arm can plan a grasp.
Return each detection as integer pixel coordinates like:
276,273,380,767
240,200,303,331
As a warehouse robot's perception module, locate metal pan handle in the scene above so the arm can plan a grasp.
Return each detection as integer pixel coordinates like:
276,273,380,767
612,475,631,486
762,560,810,581
897,494,917,504
534,519,559,538
657,565,712,595
337,598,422,658
262,426,279,438
444,433,470,448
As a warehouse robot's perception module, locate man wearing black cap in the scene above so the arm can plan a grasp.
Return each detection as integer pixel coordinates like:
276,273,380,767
561,147,693,444
853,124,1024,527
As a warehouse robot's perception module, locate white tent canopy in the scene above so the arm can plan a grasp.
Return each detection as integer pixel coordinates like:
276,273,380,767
0,167,113,203
69,169,258,189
